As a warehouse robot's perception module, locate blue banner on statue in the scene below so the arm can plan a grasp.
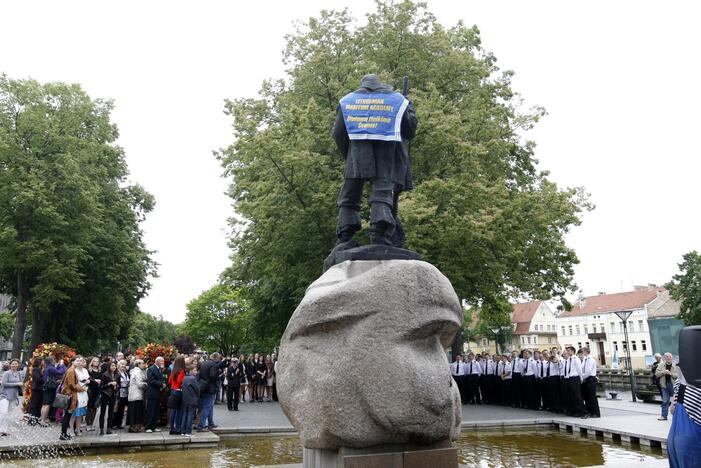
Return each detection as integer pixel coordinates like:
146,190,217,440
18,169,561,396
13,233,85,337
339,91,409,142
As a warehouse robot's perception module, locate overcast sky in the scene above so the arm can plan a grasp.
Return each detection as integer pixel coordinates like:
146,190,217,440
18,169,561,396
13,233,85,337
2,1,699,323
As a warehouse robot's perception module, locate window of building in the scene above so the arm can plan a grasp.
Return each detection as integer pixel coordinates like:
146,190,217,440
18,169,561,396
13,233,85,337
584,325,588,334
548,337,552,344
622,341,628,350
561,326,566,336
628,321,635,332
577,342,582,349
575,325,581,335
592,324,597,333
632,341,637,351
638,320,644,332
482,338,488,347
527,336,531,344
600,323,605,333
585,342,590,348
642,340,647,351
614,341,618,351
619,322,624,333
568,326,573,335
610,322,616,333
521,336,526,344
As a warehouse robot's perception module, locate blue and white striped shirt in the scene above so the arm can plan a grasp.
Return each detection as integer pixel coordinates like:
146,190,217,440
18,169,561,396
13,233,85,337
674,372,701,427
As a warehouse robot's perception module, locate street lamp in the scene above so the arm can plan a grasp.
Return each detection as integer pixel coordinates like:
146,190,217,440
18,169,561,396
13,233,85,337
614,309,637,402
491,327,501,355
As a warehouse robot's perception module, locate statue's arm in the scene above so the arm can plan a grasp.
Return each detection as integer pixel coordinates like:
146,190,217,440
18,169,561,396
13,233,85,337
332,106,349,158
401,101,417,141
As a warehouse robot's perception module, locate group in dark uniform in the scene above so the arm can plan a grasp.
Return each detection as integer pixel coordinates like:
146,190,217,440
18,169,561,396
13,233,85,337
451,346,601,419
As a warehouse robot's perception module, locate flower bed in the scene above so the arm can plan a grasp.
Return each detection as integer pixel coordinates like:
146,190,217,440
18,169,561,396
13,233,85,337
23,343,76,412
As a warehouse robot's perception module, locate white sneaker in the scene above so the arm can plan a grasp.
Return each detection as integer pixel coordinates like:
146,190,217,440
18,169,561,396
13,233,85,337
154,428,162,432
145,429,153,433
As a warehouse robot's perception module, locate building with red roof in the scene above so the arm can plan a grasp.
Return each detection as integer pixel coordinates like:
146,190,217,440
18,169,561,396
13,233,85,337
556,286,667,369
509,301,559,351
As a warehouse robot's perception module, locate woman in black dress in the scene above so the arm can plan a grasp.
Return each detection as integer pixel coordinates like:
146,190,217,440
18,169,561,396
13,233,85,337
245,355,256,403
99,362,118,435
255,356,267,402
28,357,44,420
85,357,102,431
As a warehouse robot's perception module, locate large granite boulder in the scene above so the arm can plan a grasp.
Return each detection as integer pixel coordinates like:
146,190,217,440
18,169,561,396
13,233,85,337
277,260,462,451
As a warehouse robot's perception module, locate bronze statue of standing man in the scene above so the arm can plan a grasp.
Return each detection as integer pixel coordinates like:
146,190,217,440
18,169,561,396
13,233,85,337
332,74,417,248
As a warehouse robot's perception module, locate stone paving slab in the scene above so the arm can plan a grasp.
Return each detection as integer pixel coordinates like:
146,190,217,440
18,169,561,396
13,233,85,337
0,414,219,459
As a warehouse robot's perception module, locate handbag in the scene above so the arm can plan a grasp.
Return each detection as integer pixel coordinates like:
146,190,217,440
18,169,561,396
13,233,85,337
166,389,182,409
44,377,59,391
53,393,71,409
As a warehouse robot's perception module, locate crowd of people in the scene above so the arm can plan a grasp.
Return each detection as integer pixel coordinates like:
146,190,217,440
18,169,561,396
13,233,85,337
0,350,278,440
0,343,684,442
451,345,601,419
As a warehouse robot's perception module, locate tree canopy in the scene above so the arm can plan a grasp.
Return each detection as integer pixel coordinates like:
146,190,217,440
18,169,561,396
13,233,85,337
666,251,701,326
0,74,156,356
217,0,591,344
183,284,256,356
124,310,179,352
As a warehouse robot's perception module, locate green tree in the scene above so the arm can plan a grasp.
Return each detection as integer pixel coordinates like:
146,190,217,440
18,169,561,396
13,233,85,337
0,311,14,342
666,251,701,326
217,0,591,344
0,75,155,356
183,284,252,356
124,311,179,352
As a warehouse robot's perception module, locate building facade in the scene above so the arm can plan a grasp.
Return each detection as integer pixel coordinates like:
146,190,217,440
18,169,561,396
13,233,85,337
556,287,662,369
510,301,559,351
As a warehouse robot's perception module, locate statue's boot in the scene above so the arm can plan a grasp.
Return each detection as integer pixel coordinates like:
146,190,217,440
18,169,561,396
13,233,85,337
369,202,395,246
336,207,361,247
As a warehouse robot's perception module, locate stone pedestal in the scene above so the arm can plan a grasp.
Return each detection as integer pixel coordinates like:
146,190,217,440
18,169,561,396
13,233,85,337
303,442,458,468
277,259,463,467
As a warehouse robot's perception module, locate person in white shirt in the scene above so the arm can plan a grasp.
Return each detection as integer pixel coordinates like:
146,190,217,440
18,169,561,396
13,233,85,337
563,346,588,418
580,347,600,417
498,354,512,406
555,350,567,412
544,353,562,412
450,354,468,404
480,353,496,405
465,352,482,404
510,350,524,408
536,351,546,411
521,350,539,409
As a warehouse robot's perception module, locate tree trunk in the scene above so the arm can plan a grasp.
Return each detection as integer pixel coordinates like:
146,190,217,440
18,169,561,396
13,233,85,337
11,272,29,359
450,330,463,361
30,302,43,354
49,308,60,343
